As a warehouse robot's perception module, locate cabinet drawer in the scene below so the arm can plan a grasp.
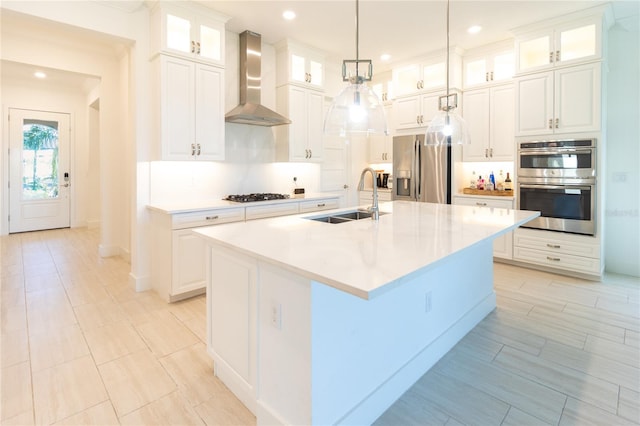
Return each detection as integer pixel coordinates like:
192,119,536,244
513,231,599,258
245,203,300,220
299,198,340,213
454,196,514,209
513,246,601,275
172,208,245,229
359,190,392,202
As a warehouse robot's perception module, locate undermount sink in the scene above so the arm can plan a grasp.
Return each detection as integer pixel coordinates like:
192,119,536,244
307,209,388,224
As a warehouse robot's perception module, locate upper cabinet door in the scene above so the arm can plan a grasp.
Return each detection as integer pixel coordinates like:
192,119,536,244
463,45,515,89
276,41,325,89
152,3,227,66
515,17,602,74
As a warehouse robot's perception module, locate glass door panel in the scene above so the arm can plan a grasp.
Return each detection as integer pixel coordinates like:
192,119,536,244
559,24,596,62
492,52,514,81
199,24,221,61
422,62,445,90
519,35,551,70
21,120,60,200
465,58,487,86
166,14,192,53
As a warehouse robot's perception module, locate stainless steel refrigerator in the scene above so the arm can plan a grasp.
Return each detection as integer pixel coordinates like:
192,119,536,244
392,134,451,204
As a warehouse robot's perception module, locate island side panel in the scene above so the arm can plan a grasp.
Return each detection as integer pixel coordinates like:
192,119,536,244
310,240,496,425
207,246,258,414
256,263,312,425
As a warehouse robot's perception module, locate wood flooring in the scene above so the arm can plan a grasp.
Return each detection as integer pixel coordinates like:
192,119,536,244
1,227,638,425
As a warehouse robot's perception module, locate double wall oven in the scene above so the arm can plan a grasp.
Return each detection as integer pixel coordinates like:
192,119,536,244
517,139,596,236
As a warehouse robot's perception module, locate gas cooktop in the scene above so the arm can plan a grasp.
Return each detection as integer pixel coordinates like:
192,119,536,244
224,193,290,203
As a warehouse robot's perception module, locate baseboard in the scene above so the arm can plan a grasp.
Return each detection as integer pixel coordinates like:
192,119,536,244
129,271,151,292
98,244,120,258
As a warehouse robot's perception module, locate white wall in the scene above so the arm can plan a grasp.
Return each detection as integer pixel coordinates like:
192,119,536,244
605,12,640,277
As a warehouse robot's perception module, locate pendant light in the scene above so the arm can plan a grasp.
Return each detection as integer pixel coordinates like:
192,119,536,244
323,0,388,137
425,0,471,146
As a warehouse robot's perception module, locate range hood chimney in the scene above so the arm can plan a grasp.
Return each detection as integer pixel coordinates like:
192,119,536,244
225,31,291,127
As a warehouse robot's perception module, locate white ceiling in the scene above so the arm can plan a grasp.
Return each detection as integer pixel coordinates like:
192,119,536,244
201,0,624,70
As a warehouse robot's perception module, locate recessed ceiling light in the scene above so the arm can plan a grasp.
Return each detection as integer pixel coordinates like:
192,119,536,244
34,71,47,79
380,54,391,61
467,25,482,34
283,10,296,20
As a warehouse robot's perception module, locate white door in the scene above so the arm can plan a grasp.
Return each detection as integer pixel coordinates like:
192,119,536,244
9,109,71,233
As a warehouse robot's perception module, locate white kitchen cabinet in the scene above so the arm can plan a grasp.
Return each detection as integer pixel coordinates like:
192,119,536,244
150,2,227,66
463,42,514,88
392,50,462,97
368,133,393,163
369,105,393,162
359,190,392,206
245,203,300,221
275,40,324,89
155,55,225,160
515,18,602,74
298,198,340,213
275,85,324,162
515,62,600,136
372,71,394,104
394,92,442,130
462,84,515,162
150,207,245,302
513,227,602,277
453,195,515,259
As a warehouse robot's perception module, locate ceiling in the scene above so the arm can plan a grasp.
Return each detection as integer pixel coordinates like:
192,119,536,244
201,0,625,70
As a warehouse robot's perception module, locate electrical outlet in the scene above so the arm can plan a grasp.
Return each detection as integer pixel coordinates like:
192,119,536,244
425,292,432,313
270,301,282,330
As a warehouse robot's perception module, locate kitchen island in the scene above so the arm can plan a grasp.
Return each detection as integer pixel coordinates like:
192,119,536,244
194,201,539,425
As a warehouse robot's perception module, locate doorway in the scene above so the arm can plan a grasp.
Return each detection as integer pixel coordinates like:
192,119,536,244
9,108,71,233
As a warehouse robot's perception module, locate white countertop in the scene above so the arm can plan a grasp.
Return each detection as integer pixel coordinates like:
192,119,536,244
194,201,539,299
147,193,341,215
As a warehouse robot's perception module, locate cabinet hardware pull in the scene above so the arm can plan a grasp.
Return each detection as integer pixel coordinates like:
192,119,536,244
196,42,201,55
555,118,559,128
556,50,560,62
485,148,489,158
197,143,201,156
485,72,489,82
309,149,312,158
317,203,325,207
206,215,219,220
547,243,561,249
546,256,561,262
549,51,554,63
476,202,487,206
191,144,196,156
490,71,494,81
490,148,493,157
548,119,553,129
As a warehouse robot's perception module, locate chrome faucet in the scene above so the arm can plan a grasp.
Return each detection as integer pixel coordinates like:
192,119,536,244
358,167,379,221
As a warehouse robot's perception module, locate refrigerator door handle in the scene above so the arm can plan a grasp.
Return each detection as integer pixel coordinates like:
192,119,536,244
416,139,422,201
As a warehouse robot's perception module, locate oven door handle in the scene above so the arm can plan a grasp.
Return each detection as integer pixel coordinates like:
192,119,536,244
519,149,593,156
520,184,592,190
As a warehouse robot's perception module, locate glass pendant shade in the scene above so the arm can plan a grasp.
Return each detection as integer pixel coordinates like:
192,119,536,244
323,81,388,137
425,109,471,145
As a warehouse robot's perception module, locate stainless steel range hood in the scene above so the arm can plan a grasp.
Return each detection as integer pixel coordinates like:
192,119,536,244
225,31,291,127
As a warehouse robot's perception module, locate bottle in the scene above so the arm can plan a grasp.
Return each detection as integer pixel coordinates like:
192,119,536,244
497,170,505,191
470,171,477,189
477,175,484,190
504,172,512,191
489,171,496,187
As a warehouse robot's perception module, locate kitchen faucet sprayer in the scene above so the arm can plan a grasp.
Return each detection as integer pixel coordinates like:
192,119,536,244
358,167,379,220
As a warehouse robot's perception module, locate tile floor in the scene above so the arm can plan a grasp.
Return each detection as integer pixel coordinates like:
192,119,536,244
1,227,639,425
